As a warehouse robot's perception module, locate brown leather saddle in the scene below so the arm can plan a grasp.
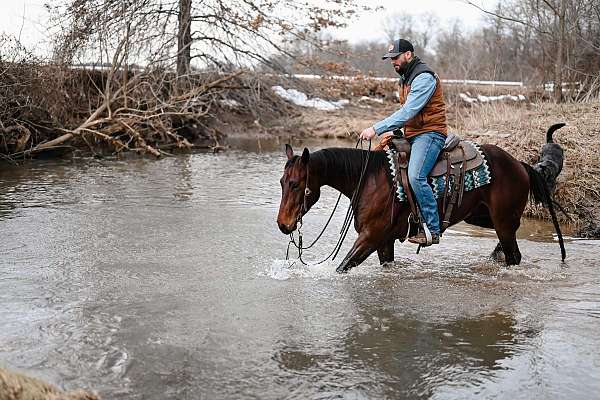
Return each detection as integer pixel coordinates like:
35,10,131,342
388,133,485,233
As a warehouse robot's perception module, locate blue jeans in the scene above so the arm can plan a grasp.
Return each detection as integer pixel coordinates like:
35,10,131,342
408,132,446,235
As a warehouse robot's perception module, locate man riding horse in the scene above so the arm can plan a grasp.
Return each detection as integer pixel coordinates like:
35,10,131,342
359,39,447,247
277,41,566,273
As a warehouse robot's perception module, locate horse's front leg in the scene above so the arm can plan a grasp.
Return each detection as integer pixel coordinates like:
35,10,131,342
377,239,395,265
335,233,379,274
490,242,505,263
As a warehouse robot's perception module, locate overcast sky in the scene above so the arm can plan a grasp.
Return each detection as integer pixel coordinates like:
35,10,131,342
0,0,498,57
1,0,51,56
330,0,498,43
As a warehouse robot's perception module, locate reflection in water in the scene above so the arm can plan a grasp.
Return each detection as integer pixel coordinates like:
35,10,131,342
274,349,326,371
173,156,194,202
345,310,523,398
273,310,529,399
0,199,16,220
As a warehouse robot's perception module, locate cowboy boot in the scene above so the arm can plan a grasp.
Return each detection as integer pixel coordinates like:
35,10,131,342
408,231,440,246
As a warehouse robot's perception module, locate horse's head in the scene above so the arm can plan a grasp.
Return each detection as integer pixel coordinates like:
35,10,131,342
277,144,320,234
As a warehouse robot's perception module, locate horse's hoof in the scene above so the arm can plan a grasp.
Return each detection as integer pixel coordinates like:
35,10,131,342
490,250,505,263
335,265,349,274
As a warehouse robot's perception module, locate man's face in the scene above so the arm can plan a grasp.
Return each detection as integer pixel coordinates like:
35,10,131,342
391,51,411,72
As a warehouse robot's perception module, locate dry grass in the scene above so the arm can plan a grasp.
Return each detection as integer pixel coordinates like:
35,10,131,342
0,367,99,400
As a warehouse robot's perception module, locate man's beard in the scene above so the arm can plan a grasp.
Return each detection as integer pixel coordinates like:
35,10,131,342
394,61,407,74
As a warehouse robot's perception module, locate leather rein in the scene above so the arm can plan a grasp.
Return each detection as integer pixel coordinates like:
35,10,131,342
286,139,372,265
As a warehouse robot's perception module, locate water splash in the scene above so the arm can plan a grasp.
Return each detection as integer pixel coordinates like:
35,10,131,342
260,258,355,280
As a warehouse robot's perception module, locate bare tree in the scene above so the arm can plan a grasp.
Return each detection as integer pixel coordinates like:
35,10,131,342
382,12,439,57
47,0,367,73
464,0,600,102
177,0,192,76
0,0,371,158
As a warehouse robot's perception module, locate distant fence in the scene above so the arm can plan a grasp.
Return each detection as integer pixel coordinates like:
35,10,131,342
293,73,588,93
72,65,577,93
292,73,525,88
442,79,523,87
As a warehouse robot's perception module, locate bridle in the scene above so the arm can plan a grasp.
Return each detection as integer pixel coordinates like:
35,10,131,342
285,138,372,266
301,176,312,218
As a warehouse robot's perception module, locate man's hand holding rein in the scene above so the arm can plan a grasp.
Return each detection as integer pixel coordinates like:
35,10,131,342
359,126,376,140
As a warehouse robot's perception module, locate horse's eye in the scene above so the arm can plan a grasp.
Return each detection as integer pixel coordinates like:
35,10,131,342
289,181,299,190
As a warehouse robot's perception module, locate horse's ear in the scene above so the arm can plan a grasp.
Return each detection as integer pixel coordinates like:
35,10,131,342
285,144,293,160
301,147,310,165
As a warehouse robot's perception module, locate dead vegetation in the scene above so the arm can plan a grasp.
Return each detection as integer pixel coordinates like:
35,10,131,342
3,0,360,161
0,60,235,160
0,39,295,161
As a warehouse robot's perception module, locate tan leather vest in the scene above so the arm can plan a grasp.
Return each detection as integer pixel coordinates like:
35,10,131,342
399,74,448,138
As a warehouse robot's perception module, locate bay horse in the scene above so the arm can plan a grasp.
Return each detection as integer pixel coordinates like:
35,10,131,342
277,124,566,273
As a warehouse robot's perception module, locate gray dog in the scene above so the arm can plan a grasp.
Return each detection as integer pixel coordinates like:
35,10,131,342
533,122,566,196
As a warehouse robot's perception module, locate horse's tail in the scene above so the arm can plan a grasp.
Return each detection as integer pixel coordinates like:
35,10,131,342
521,122,567,261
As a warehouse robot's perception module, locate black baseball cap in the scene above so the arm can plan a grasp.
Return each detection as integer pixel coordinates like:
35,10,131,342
382,39,414,60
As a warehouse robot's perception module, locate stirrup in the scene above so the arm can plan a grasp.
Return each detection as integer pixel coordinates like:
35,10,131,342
422,223,433,246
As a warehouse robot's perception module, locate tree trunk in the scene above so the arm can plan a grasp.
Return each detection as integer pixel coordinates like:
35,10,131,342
177,0,192,77
554,0,566,103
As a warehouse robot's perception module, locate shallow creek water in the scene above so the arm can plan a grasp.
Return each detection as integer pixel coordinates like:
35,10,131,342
1,138,599,399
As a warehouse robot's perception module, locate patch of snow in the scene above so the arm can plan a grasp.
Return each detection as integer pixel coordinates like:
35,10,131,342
460,92,527,104
290,74,525,87
220,99,241,108
271,86,349,111
359,96,384,104
544,82,580,92
460,93,477,104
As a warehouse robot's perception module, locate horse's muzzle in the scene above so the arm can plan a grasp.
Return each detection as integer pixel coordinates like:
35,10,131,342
278,221,296,234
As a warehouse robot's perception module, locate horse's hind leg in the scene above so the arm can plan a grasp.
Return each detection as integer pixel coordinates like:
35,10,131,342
464,204,505,261
493,223,522,265
376,239,395,265
500,235,521,265
488,180,527,265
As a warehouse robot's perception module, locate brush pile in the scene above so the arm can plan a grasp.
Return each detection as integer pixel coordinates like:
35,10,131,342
0,38,291,160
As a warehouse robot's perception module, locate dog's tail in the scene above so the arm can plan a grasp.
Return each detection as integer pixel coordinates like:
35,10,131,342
520,123,567,261
545,122,566,143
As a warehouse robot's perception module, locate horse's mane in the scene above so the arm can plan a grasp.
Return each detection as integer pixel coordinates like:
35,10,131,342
311,147,389,181
284,147,390,187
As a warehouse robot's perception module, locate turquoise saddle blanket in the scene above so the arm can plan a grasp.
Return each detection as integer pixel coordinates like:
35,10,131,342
385,141,492,202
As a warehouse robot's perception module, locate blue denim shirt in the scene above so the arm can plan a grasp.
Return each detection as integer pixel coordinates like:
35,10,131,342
373,73,437,136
